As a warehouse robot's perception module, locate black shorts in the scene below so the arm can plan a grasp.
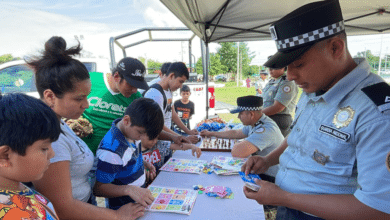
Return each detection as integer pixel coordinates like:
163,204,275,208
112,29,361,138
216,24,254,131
269,114,292,137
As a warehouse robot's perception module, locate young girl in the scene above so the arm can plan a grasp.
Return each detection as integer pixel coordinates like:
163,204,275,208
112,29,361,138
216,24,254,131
30,36,144,220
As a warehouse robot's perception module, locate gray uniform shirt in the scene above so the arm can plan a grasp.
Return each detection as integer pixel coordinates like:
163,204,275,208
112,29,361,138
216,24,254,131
241,114,284,177
262,74,298,115
277,58,390,214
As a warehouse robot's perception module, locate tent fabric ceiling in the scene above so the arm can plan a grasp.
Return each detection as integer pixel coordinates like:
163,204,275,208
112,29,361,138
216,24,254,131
160,0,390,43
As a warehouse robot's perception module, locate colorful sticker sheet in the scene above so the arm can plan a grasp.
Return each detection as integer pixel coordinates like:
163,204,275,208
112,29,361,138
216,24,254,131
204,185,234,199
210,156,247,173
160,158,207,174
147,186,198,215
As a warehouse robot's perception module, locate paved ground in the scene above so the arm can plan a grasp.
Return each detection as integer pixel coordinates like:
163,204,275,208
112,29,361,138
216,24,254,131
215,101,236,114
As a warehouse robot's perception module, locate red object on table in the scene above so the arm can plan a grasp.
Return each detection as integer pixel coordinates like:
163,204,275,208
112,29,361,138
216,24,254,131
208,86,215,108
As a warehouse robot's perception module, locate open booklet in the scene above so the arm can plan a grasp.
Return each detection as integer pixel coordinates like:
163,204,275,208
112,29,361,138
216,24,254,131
147,186,198,215
159,158,207,174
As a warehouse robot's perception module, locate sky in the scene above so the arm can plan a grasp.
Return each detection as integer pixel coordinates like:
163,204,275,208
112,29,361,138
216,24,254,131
1,0,390,67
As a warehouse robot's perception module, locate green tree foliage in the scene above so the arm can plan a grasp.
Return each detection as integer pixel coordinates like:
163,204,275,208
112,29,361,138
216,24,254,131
138,57,163,74
0,54,21,64
196,42,255,78
217,42,238,73
195,57,203,75
354,50,390,73
147,60,163,74
216,42,255,76
195,53,228,76
209,53,227,76
248,65,260,75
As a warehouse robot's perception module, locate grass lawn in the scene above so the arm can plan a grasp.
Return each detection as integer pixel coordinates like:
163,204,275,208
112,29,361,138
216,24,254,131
215,82,257,106
214,81,303,124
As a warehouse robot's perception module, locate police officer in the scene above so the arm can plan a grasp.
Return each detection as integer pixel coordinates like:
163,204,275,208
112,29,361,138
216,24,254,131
262,61,298,137
200,95,284,182
255,71,269,97
242,1,390,219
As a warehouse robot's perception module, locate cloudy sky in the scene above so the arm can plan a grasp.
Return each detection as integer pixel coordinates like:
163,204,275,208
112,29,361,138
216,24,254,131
1,0,390,66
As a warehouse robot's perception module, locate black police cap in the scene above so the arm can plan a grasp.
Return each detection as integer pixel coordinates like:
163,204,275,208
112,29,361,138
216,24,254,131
264,0,344,69
230,96,263,114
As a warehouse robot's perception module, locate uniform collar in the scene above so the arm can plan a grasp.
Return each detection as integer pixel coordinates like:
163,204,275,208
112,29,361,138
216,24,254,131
307,58,370,105
253,114,266,128
271,73,286,84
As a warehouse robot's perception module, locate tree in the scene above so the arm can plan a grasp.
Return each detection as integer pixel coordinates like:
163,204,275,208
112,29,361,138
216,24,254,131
0,54,21,64
248,65,260,76
195,57,203,75
195,53,227,77
138,57,163,74
216,42,255,77
217,42,238,73
209,53,227,76
354,50,390,74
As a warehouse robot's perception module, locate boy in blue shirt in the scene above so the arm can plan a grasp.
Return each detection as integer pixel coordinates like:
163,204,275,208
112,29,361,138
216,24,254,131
93,98,164,210
0,93,61,220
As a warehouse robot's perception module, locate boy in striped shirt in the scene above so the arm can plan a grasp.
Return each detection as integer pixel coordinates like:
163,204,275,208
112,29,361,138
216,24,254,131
93,98,164,210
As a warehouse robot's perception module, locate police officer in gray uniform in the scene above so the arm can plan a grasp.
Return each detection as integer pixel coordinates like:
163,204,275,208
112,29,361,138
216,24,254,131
200,96,283,182
262,63,298,137
242,1,390,219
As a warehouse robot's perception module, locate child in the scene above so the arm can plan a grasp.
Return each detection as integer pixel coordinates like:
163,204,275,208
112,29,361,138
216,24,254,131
172,85,195,136
140,135,202,176
0,93,61,220
144,62,199,143
93,98,164,210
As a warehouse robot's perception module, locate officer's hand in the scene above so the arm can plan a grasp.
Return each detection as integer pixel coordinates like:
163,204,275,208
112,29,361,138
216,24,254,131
241,155,269,175
116,203,145,220
243,179,287,206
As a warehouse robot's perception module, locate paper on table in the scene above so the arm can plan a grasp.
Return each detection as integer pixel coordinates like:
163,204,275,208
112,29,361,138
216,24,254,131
147,186,198,215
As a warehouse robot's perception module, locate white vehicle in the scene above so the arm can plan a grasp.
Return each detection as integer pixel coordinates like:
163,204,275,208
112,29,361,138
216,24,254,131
0,58,111,98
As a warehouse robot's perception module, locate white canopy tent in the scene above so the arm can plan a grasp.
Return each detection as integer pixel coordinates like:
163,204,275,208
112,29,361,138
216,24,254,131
160,0,390,43
160,0,390,117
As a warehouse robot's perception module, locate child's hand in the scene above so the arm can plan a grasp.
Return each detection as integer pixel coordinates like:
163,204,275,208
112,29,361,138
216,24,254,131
188,129,199,135
191,145,202,158
188,135,200,144
127,186,154,207
144,161,156,182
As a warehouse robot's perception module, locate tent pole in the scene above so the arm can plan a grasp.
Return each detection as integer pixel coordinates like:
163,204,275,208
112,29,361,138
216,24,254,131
205,42,210,119
189,40,192,72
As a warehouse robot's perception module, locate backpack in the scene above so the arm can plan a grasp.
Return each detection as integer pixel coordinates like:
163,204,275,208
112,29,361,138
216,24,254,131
142,83,167,110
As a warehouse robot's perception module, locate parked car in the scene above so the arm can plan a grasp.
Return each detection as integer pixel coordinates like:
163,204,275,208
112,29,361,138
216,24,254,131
0,58,110,98
215,75,227,82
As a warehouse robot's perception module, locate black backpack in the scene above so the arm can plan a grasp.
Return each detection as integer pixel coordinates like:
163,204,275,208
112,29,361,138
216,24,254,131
142,83,167,110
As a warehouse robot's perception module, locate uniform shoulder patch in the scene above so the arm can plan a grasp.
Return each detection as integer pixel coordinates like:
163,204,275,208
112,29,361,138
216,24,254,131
255,127,265,133
283,85,291,93
361,82,390,112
